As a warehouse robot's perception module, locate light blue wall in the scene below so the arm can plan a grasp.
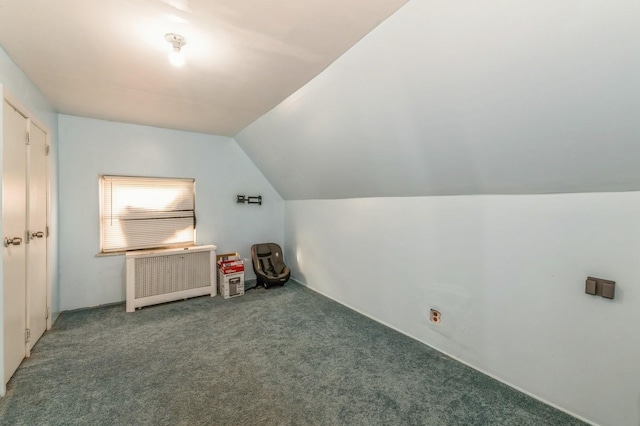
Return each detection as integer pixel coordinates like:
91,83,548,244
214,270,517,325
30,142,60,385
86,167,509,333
58,115,283,310
0,46,59,390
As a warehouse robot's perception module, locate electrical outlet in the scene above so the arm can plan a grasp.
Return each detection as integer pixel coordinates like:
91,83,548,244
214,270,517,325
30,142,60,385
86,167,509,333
430,309,441,324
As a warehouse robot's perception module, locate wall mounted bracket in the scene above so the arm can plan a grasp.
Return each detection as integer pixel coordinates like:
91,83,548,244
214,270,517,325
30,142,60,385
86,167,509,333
237,195,262,205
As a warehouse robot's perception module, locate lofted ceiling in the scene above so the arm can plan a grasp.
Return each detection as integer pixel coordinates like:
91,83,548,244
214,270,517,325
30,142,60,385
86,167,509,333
236,0,640,199
0,0,407,136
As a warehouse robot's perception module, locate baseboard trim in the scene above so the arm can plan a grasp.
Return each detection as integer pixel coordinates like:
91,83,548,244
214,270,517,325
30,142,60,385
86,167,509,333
62,300,125,314
291,277,597,426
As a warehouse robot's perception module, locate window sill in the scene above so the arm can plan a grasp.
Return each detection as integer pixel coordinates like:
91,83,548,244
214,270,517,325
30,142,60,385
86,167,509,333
95,251,125,257
96,244,198,257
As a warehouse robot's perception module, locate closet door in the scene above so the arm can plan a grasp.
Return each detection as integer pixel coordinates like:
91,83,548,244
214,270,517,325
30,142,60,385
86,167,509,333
2,99,28,384
27,123,48,351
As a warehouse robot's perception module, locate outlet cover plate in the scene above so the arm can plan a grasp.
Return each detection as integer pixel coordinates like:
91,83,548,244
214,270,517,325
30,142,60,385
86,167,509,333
585,276,615,299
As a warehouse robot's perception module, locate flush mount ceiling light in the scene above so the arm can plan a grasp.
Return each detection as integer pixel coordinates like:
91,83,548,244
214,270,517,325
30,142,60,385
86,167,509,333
165,33,186,67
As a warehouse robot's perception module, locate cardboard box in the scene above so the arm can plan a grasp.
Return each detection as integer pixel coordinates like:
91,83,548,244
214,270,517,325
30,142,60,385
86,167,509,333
217,253,245,299
217,270,244,299
218,260,244,274
217,253,241,263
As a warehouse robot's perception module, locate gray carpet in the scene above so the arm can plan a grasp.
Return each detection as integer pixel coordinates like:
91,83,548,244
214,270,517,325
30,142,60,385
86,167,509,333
1,282,584,425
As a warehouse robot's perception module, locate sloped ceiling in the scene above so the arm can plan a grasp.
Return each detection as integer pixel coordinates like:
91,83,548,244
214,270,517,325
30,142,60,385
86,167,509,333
0,0,407,136
235,0,640,200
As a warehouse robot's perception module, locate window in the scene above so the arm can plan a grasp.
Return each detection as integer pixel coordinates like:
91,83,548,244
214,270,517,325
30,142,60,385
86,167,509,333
100,175,196,253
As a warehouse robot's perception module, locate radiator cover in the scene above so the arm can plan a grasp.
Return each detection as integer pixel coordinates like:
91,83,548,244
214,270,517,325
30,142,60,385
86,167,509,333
125,245,217,312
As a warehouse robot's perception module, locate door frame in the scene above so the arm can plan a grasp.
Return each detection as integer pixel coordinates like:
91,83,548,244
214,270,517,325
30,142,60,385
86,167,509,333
2,89,52,360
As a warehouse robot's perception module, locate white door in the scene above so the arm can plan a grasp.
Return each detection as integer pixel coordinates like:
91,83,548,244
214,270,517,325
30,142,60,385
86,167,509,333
27,122,48,351
2,99,27,384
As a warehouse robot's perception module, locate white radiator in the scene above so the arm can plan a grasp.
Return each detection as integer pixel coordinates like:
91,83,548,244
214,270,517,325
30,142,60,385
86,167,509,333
125,245,217,312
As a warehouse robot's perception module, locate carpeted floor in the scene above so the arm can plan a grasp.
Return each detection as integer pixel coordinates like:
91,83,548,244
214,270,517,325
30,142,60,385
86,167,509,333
1,282,584,425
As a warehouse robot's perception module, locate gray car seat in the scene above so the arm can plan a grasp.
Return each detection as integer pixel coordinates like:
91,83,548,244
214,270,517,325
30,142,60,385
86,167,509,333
251,243,290,288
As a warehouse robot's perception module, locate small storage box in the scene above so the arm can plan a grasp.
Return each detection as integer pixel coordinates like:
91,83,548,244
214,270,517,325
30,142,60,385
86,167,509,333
217,253,245,299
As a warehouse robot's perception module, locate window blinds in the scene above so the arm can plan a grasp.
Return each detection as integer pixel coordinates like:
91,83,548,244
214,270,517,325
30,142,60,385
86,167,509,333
101,176,195,252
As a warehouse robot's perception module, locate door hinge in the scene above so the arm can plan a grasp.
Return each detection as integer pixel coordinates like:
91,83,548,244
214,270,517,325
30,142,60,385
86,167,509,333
26,131,31,145
46,226,50,238
46,308,50,320
45,145,50,155
25,328,31,343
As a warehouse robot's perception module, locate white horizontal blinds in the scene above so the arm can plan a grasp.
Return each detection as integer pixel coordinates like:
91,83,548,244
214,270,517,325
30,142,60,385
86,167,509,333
101,176,195,252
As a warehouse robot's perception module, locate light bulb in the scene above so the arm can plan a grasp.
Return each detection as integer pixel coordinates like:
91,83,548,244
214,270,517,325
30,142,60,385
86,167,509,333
169,47,184,67
165,33,186,67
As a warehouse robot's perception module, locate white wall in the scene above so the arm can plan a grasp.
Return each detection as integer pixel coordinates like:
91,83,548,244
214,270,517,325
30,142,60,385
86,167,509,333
285,193,640,426
235,0,640,199
0,46,60,391
58,115,283,311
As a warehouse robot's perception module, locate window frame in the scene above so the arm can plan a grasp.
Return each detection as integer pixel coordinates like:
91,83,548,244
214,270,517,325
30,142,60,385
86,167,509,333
98,174,197,254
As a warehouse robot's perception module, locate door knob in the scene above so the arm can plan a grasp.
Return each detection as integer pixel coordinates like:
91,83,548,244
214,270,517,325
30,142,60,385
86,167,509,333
4,237,23,247
31,231,44,239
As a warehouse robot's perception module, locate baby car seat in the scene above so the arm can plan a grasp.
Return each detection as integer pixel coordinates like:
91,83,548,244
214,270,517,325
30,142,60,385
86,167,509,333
251,243,290,288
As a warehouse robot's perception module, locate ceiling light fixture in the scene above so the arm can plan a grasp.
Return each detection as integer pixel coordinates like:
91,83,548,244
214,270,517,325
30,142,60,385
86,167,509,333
165,33,186,67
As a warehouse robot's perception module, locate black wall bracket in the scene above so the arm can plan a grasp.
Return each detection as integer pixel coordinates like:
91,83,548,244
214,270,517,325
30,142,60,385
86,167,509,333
237,195,262,205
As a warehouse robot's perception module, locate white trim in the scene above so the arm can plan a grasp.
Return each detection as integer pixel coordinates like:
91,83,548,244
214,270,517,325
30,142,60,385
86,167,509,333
290,277,598,426
2,90,50,138
124,244,215,258
44,122,52,332
99,174,196,253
